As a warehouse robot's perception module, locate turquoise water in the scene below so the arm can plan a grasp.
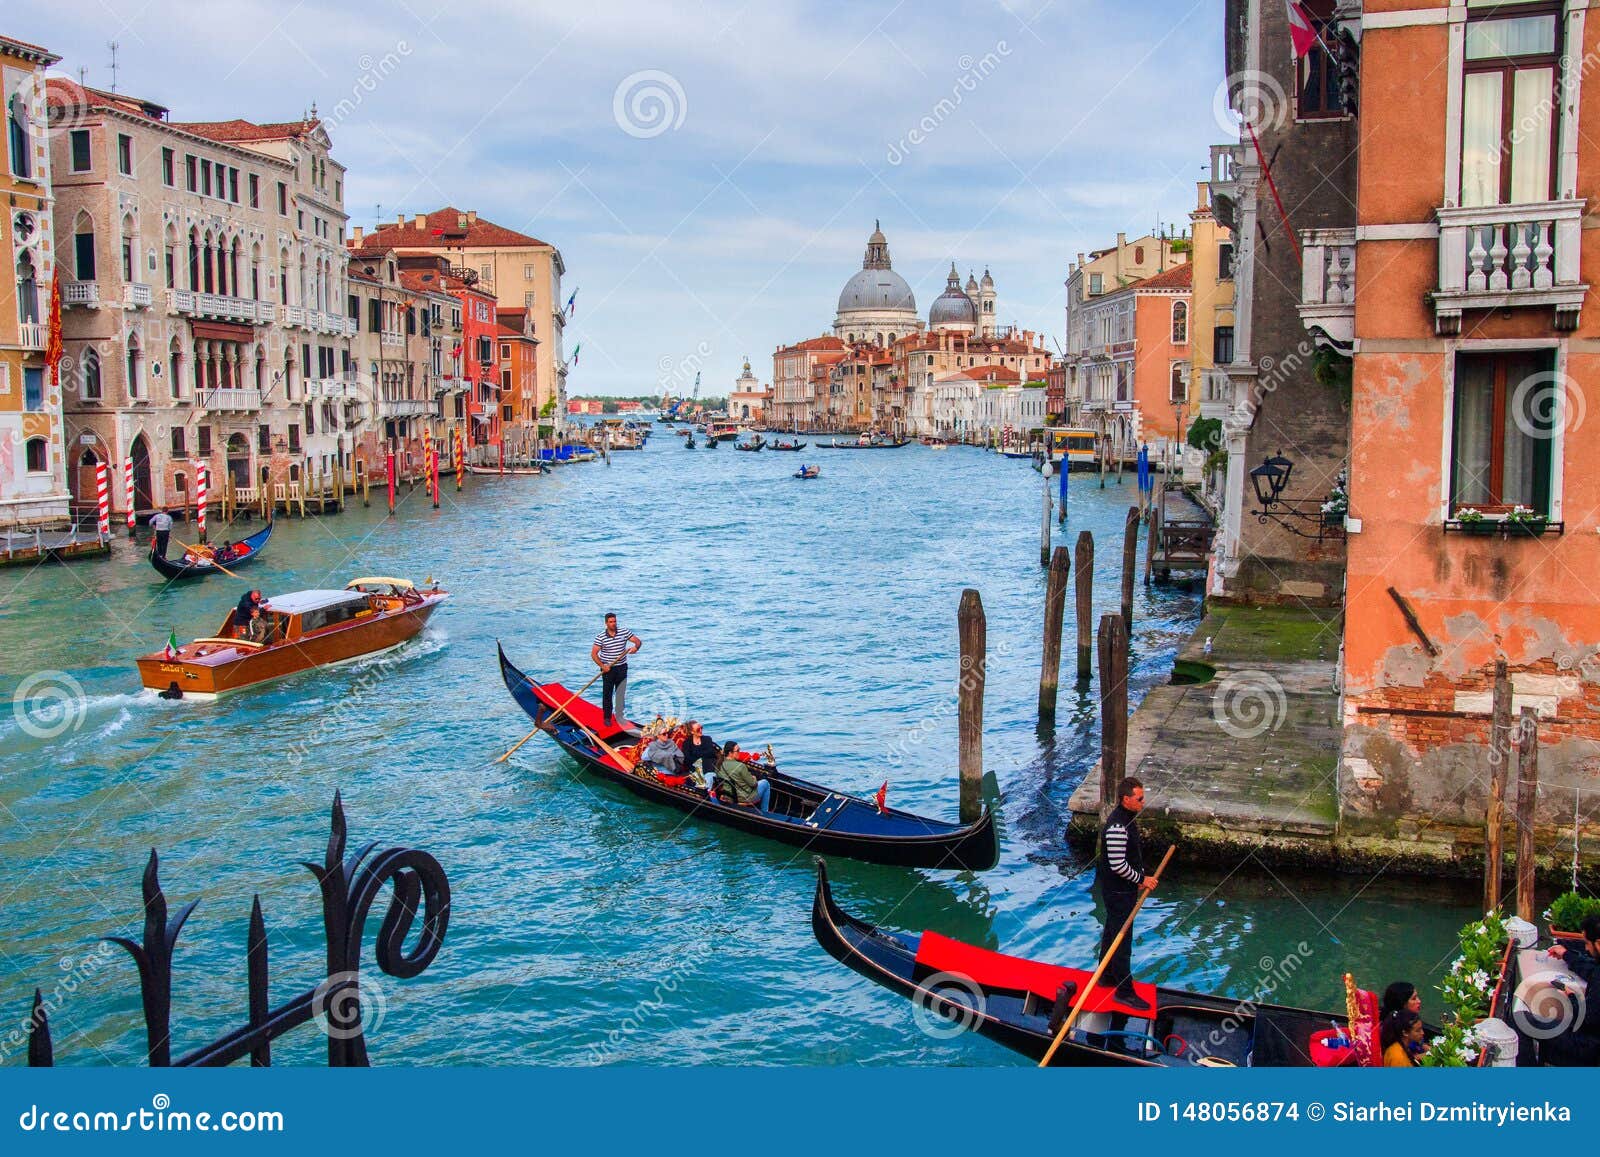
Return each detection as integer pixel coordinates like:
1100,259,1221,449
0,433,1479,1065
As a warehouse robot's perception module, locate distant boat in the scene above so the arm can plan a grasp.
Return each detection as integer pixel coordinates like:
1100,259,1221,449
149,521,273,581
821,437,910,450
794,465,821,479
466,463,549,477
734,437,766,452
769,441,807,451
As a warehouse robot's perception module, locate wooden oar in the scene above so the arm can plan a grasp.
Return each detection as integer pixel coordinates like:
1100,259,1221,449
495,669,603,763
1037,845,1175,1068
172,539,243,580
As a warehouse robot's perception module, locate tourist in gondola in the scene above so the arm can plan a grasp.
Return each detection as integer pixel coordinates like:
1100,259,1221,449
1381,981,1422,1020
713,740,770,812
1544,916,1600,1066
150,509,173,558
1095,777,1158,1014
1380,1010,1425,1066
681,720,720,783
590,612,642,728
640,728,684,775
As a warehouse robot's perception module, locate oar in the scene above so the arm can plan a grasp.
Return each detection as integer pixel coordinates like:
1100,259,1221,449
1037,844,1175,1068
172,539,243,580
495,669,603,763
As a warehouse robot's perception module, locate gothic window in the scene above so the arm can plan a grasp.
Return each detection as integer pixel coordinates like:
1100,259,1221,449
1171,300,1189,344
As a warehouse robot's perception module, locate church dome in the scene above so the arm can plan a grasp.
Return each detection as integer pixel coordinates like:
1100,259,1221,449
929,264,978,330
838,267,917,314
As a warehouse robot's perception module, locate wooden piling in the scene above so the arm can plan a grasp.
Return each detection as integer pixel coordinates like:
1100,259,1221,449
1097,612,1129,817
958,588,986,824
1484,659,1512,914
1120,506,1139,638
1514,705,1540,922
1040,461,1053,567
1038,545,1071,727
1144,490,1158,586
1075,530,1094,681
361,466,370,508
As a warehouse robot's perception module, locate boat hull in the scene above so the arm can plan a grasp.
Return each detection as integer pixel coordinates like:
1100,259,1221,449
497,645,998,870
137,595,444,698
820,440,911,450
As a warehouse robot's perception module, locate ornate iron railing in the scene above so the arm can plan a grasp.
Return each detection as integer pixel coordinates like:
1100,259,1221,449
24,793,450,1067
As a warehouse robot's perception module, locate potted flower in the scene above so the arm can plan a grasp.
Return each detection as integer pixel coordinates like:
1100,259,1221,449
1546,892,1600,943
1422,911,1510,1066
1321,472,1349,531
1453,507,1497,536
1502,504,1548,537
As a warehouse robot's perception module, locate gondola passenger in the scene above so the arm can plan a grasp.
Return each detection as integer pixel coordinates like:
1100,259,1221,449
714,740,770,812
1380,1010,1425,1067
681,721,719,783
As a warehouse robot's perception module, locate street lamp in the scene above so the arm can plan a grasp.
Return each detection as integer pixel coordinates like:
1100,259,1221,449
1249,452,1294,508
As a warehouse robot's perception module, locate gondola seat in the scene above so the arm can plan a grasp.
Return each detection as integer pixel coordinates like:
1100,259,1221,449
912,931,1158,1018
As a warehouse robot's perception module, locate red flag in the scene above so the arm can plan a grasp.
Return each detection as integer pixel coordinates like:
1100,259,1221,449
874,781,888,813
1286,1,1318,59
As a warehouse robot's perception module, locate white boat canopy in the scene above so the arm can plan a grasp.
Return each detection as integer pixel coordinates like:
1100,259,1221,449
345,577,414,591
264,589,373,615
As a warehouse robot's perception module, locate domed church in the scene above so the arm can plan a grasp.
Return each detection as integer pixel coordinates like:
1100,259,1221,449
833,222,924,346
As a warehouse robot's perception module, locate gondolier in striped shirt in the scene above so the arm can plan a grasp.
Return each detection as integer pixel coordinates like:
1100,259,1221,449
1095,777,1159,1014
591,613,642,728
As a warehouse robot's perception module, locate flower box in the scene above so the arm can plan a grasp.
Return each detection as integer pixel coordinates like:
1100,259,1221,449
1503,518,1548,538
1453,519,1499,536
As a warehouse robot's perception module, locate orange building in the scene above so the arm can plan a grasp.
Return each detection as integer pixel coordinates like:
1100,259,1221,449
1129,262,1193,448
495,307,540,436
1333,0,1599,850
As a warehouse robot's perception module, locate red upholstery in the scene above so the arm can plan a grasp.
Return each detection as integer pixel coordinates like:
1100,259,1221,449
913,930,1158,1017
1309,1027,1357,1067
534,682,635,740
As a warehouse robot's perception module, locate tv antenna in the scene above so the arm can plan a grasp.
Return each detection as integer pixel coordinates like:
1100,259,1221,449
106,41,120,92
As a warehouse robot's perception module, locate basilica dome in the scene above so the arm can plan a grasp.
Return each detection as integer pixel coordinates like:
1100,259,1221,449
928,264,978,331
833,222,923,345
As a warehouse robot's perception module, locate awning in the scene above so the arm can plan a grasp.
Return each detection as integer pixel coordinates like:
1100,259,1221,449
190,320,257,342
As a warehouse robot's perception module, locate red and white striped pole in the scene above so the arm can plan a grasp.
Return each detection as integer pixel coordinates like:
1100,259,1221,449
195,461,208,542
123,458,135,537
95,462,110,540
385,448,396,516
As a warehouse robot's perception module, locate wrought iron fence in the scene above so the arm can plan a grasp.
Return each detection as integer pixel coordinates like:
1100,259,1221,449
23,792,450,1066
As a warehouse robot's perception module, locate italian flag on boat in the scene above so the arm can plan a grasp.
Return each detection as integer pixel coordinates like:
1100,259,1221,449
163,630,178,659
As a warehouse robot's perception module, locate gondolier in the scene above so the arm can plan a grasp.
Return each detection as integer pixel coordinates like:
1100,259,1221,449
1095,777,1158,1012
591,612,642,728
150,509,173,558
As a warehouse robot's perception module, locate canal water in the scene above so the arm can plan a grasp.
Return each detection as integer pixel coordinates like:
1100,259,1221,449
0,432,1479,1065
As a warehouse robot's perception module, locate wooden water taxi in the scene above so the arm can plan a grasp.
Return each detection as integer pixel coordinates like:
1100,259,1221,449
136,577,448,699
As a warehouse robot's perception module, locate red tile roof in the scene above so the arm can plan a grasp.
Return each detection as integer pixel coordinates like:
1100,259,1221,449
955,365,1022,382
1134,263,1193,291
782,335,847,352
365,208,549,250
169,117,321,142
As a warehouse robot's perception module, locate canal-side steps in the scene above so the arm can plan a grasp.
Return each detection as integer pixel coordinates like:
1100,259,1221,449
1068,603,1344,867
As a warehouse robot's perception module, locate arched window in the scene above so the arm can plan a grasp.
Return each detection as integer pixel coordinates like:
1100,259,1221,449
168,338,184,400
250,242,262,300
24,437,47,473
8,84,33,179
73,213,96,280
80,347,102,401
163,223,177,289
1171,300,1189,344
201,229,215,293
187,227,200,290
120,213,136,282
16,250,39,324
126,334,143,399
1134,245,1145,264
1170,362,1187,403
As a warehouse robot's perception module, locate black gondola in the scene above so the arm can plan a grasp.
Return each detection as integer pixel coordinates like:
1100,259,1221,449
734,438,766,452
820,438,911,450
811,859,1366,1067
770,441,807,451
497,645,998,871
148,521,273,581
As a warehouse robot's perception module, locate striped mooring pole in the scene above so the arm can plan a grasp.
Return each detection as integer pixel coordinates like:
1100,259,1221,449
95,462,110,540
195,461,208,542
123,458,135,537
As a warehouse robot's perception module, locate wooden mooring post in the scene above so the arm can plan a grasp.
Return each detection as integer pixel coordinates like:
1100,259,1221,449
1075,530,1094,681
1038,545,1071,727
1040,461,1053,567
1097,612,1129,816
958,588,986,824
1515,705,1540,922
1120,506,1139,639
1484,659,1512,914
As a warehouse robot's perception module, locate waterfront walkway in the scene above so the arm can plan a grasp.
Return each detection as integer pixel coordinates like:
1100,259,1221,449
1069,602,1344,858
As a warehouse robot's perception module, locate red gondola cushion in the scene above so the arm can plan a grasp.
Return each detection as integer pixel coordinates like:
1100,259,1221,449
534,682,635,739
914,930,1158,1017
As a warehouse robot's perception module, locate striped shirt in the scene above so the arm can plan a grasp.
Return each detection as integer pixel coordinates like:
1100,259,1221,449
592,626,635,665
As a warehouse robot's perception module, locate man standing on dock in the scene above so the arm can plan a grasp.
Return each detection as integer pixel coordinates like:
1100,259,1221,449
591,612,642,728
1096,777,1158,1012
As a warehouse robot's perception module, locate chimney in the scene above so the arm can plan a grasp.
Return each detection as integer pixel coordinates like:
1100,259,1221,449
414,213,427,228
1116,232,1126,248
397,212,407,227
351,225,364,244
466,210,478,225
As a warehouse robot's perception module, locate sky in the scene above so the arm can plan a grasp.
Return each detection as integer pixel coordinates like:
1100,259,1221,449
14,0,1230,397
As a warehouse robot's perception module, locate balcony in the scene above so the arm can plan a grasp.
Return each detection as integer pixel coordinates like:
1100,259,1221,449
200,387,262,412
17,322,44,349
377,397,434,418
123,283,153,310
1198,367,1232,420
64,281,100,308
1434,200,1588,334
281,305,357,337
304,379,356,400
1299,228,1356,350
167,289,275,325
380,333,404,349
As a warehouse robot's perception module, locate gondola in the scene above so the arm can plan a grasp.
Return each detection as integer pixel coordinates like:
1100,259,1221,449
770,441,807,451
465,463,549,477
811,859,1362,1067
734,438,766,452
794,466,820,479
683,434,698,448
149,521,273,581
820,438,911,450
496,645,998,870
